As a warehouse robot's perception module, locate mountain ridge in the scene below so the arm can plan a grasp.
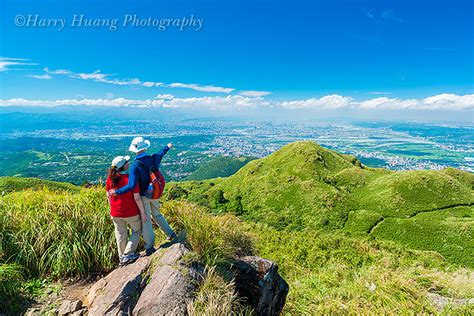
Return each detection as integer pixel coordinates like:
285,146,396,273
167,140,474,267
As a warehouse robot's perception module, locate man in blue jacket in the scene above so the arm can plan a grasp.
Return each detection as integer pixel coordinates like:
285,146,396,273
109,136,176,255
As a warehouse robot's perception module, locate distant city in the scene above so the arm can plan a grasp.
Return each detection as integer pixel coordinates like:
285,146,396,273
0,110,472,184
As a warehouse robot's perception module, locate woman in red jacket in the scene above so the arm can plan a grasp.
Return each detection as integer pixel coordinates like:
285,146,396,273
106,155,148,266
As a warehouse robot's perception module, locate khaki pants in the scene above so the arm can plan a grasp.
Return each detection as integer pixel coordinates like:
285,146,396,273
141,196,175,249
111,215,142,258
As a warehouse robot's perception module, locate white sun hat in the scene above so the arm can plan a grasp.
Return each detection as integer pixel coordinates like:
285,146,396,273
111,155,130,169
128,136,151,153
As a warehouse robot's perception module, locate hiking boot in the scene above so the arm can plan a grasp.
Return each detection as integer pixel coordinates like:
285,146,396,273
145,246,156,256
167,232,177,242
120,253,139,266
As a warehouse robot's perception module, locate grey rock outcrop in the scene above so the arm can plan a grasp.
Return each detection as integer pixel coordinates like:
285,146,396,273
85,255,151,315
85,243,203,316
232,256,289,316
83,243,289,315
58,299,83,315
133,243,203,315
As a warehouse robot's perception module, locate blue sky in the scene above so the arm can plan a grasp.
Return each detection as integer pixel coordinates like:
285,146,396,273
0,0,472,114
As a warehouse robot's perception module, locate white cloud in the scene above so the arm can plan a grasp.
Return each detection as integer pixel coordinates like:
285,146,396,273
422,93,474,110
0,57,37,72
156,94,174,100
281,95,353,109
143,81,163,87
27,74,52,80
36,67,236,93
0,97,161,107
51,69,71,75
44,67,71,75
162,95,268,109
357,94,474,110
169,82,235,94
359,97,413,109
0,95,264,109
1,93,472,111
74,70,109,81
100,77,142,86
43,68,144,86
381,10,403,23
239,90,272,97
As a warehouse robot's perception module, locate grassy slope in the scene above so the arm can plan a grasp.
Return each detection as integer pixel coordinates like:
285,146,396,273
184,156,255,181
1,177,473,314
349,170,473,217
0,177,79,194
371,206,474,267
168,141,474,268
0,178,253,314
253,222,473,314
171,141,361,230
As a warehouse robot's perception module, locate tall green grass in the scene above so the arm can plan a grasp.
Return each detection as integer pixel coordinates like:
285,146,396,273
158,201,474,314
0,263,25,306
250,223,474,314
161,200,254,266
1,174,473,314
372,206,474,267
0,182,255,314
1,187,116,278
187,266,253,316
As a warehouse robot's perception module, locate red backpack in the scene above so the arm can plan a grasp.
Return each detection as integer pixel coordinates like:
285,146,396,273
135,158,166,199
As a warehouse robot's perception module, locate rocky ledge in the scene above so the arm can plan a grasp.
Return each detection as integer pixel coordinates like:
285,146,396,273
50,242,288,316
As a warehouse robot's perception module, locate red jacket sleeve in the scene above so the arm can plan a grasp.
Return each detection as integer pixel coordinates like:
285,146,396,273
133,183,140,194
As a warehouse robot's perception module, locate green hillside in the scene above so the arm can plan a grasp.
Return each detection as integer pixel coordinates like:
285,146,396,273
184,156,255,181
0,177,80,194
0,175,474,315
169,142,361,230
1,142,474,314
167,141,474,268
